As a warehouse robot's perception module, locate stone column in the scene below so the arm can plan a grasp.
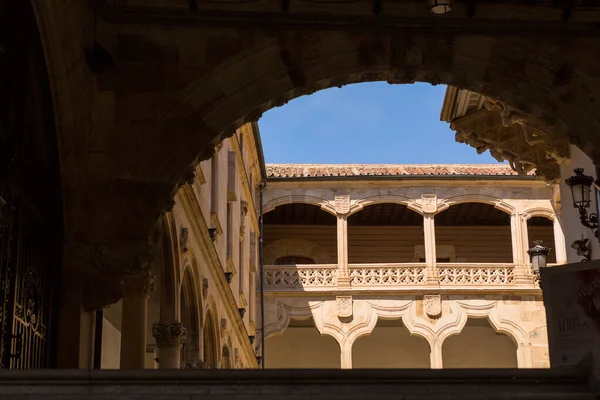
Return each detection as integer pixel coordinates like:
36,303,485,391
517,342,533,368
334,196,351,287
510,213,526,265
120,269,156,369
340,340,353,369
421,195,438,285
430,341,443,369
423,214,438,284
152,321,187,369
553,217,567,264
511,213,531,284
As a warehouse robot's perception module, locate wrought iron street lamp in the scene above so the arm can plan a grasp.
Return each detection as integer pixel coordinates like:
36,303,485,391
428,0,452,15
527,240,551,277
565,168,599,238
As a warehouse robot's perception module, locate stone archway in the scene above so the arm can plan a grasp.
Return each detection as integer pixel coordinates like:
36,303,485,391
27,0,600,336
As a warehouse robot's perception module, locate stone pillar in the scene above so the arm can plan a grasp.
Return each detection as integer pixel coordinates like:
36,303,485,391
553,217,568,264
430,341,443,369
334,196,351,287
340,340,352,369
510,213,526,265
120,269,156,369
152,321,187,369
423,214,438,284
517,342,533,368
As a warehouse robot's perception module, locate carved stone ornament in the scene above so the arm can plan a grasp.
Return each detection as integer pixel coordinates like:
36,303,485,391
121,268,156,297
336,296,353,318
152,321,187,347
240,201,248,241
83,241,158,311
424,294,442,319
202,277,209,299
234,348,240,366
451,101,569,183
180,227,189,254
334,195,350,215
421,194,438,214
221,318,228,332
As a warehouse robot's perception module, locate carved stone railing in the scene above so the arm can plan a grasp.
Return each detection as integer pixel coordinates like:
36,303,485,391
437,263,515,285
261,263,536,292
349,263,426,286
263,264,338,290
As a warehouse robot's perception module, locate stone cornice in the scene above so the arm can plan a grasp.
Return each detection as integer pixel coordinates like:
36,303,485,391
177,186,258,367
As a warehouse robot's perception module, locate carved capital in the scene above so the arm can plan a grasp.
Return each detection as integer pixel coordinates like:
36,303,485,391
334,195,350,215
83,241,159,310
152,321,187,347
122,269,156,297
421,194,438,214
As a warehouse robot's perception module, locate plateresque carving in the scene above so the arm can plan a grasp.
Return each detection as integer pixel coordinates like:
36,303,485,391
180,227,189,254
240,201,248,241
421,194,438,214
152,321,187,347
424,295,442,319
334,195,350,215
336,296,353,318
121,268,156,297
451,99,569,183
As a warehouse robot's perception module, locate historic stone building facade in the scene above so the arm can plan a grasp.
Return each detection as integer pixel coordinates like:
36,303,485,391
95,123,265,370
258,164,565,369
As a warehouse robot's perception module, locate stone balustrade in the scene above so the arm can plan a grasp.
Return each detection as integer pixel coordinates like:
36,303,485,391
262,263,537,292
0,368,594,399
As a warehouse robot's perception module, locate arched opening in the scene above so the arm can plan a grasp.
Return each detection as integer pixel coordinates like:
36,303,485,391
221,346,232,369
180,268,201,366
264,317,340,368
263,203,337,264
527,216,556,264
435,203,513,263
203,311,218,369
442,318,518,368
1,0,64,369
352,318,430,368
348,203,423,263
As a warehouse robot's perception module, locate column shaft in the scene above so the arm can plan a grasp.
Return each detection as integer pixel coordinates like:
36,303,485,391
423,214,438,283
120,271,155,369
553,217,567,264
337,215,350,287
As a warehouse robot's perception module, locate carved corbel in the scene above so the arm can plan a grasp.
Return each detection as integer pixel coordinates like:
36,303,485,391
180,227,189,253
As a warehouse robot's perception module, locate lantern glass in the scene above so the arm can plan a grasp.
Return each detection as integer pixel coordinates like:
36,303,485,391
428,0,452,14
531,254,546,274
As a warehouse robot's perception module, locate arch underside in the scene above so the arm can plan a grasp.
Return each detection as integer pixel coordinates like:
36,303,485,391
30,0,600,308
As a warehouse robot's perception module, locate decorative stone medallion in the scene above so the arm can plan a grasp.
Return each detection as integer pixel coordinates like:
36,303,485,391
424,294,442,319
421,194,438,214
336,296,353,318
334,195,350,215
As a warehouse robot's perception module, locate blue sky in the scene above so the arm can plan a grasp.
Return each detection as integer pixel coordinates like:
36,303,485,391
258,82,501,165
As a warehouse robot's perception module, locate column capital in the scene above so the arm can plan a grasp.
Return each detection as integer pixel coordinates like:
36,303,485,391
122,269,156,297
152,321,188,347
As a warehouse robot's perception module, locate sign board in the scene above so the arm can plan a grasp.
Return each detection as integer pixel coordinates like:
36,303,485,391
541,259,600,367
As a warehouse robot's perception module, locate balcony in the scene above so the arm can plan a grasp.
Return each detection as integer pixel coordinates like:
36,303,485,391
262,262,534,292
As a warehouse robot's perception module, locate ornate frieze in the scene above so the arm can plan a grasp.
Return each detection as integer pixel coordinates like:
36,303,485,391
450,102,569,183
152,321,187,347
